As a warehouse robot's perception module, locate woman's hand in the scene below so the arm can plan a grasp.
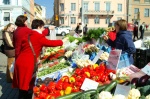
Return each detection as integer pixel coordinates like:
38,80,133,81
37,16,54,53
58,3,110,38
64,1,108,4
103,35,109,41
49,26,55,30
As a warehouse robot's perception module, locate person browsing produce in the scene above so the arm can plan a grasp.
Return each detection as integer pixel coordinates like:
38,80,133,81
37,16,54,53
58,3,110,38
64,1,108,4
12,16,63,99
103,19,136,64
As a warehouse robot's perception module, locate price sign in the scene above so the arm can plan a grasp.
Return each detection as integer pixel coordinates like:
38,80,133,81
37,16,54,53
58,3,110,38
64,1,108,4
81,78,99,91
107,50,122,70
141,62,150,76
114,84,130,96
92,50,103,64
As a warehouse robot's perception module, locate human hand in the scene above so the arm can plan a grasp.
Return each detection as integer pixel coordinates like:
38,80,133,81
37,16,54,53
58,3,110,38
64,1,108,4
49,26,55,30
103,35,109,41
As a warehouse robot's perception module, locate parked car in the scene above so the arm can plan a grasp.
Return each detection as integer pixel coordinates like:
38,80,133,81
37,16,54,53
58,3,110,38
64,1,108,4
59,25,72,31
55,27,69,36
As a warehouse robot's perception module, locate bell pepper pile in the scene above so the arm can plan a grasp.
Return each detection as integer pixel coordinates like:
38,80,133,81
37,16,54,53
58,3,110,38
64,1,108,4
34,63,116,99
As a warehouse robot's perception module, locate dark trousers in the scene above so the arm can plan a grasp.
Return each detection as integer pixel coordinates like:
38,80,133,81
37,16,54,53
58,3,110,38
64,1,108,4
140,30,144,39
18,89,33,99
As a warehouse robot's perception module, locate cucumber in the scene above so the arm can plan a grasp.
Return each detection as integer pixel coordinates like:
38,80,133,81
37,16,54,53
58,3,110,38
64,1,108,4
97,84,108,93
56,92,81,99
72,89,97,99
103,81,117,92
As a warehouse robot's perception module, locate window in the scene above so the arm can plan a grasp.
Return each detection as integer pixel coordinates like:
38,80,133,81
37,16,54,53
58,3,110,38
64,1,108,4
3,12,10,21
60,3,64,11
117,17,122,20
84,16,88,24
71,17,76,24
60,17,64,24
134,8,139,14
106,18,110,24
94,16,99,24
106,2,110,11
118,4,122,12
144,9,150,17
95,2,100,11
83,3,88,11
145,0,150,3
3,0,10,4
71,3,76,11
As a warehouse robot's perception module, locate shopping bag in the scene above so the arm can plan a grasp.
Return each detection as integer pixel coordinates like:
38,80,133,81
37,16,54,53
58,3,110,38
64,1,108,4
50,30,56,40
0,43,5,54
117,53,131,69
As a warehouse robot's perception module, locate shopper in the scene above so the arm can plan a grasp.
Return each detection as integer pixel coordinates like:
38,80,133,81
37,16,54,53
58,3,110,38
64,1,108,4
12,16,63,99
139,22,145,39
83,24,88,36
103,19,136,64
133,22,139,41
78,23,83,37
2,23,15,83
74,23,80,37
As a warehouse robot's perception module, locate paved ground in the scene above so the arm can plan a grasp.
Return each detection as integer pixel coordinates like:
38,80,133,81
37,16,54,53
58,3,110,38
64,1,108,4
0,30,150,99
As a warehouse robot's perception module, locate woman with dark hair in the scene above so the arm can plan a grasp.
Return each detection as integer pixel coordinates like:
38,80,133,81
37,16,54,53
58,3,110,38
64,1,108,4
12,16,62,99
103,19,136,64
2,23,15,83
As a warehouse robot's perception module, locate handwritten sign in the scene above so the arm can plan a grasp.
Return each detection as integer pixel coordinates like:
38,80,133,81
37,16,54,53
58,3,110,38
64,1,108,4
114,84,130,96
107,50,122,70
81,78,99,91
141,62,150,76
92,50,103,64
124,65,140,75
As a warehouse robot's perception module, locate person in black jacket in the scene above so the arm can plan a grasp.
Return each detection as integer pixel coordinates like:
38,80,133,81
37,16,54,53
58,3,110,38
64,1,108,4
83,24,88,36
139,22,145,39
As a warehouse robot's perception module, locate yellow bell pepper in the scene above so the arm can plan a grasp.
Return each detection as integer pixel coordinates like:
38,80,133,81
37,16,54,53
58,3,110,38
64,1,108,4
60,90,65,96
93,64,98,69
65,86,72,95
85,72,90,78
69,77,75,83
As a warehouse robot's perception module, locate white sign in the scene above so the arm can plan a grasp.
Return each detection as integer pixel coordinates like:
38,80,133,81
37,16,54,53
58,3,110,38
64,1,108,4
107,50,122,70
114,84,130,96
141,63,150,76
81,78,99,91
92,50,104,64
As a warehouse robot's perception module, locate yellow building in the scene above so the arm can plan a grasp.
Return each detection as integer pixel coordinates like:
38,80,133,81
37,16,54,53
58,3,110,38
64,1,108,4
34,3,43,19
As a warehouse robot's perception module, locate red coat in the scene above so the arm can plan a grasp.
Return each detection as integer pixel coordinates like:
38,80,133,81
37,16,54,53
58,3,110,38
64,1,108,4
12,27,63,90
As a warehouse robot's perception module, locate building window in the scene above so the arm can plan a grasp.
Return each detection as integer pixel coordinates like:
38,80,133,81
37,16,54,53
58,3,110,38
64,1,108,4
144,9,150,17
3,12,10,21
71,3,76,11
60,3,64,11
145,0,150,3
60,17,64,24
3,0,10,4
106,18,110,24
95,2,100,11
71,17,76,24
83,3,88,11
106,2,111,11
94,16,99,24
134,8,139,14
118,4,122,12
117,17,122,20
84,16,88,24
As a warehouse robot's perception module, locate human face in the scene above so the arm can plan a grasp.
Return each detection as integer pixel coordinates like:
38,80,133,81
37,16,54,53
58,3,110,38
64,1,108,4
115,25,119,33
7,24,15,32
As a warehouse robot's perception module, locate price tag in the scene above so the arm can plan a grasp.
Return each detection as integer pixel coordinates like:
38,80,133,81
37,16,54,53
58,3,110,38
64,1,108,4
129,70,146,81
114,84,130,96
141,63,150,76
92,50,103,64
81,78,99,91
107,50,122,70
124,65,140,75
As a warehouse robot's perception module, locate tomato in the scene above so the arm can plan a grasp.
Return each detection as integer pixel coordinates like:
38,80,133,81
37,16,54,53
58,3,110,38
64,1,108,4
74,68,82,75
75,81,82,88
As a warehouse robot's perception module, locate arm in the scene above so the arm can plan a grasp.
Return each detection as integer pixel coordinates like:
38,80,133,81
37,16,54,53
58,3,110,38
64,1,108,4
42,28,50,36
124,37,136,54
39,36,63,47
3,32,14,48
106,39,116,48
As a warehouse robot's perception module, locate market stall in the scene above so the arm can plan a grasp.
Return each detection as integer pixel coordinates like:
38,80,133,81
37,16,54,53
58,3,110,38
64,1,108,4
32,27,150,99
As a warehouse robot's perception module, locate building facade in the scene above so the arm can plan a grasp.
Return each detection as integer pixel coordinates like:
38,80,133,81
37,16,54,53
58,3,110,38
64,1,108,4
128,0,150,25
0,0,34,27
58,0,127,29
41,6,46,22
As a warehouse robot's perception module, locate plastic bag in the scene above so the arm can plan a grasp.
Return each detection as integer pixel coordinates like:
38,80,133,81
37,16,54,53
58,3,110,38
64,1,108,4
10,60,15,73
50,30,56,40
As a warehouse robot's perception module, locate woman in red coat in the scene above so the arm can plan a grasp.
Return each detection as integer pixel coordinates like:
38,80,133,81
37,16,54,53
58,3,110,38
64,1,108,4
12,16,63,99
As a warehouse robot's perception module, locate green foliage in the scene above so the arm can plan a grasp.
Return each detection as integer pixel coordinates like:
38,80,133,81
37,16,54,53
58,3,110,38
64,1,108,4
83,28,106,41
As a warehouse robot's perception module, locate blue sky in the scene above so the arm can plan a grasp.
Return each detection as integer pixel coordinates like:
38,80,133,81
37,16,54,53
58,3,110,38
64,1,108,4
34,0,54,18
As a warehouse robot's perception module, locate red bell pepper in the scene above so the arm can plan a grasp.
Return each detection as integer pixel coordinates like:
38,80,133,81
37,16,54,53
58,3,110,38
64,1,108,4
72,85,80,92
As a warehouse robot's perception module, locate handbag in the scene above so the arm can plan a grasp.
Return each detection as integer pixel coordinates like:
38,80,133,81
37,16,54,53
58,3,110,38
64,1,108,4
28,35,38,77
0,41,5,54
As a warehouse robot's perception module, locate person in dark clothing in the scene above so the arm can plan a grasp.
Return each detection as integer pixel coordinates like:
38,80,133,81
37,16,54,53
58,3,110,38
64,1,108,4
133,23,138,41
139,22,145,39
75,23,79,33
103,19,136,64
83,24,88,35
